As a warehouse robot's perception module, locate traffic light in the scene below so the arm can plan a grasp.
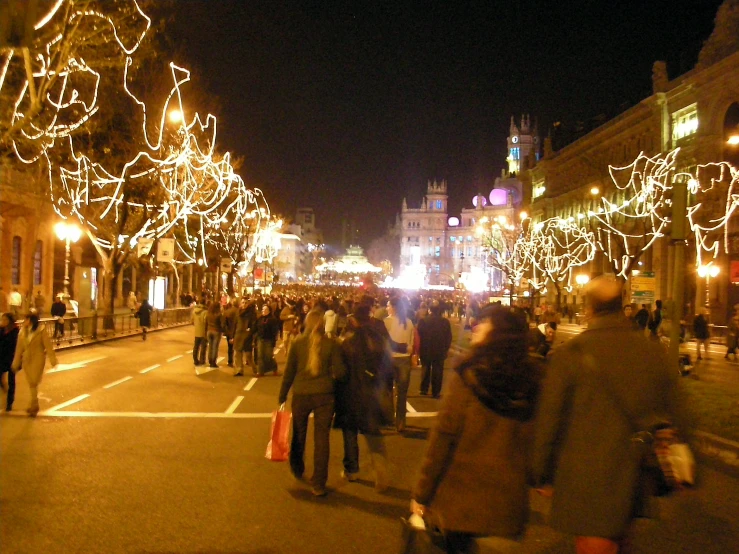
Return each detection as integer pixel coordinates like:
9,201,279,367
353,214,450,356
0,0,37,48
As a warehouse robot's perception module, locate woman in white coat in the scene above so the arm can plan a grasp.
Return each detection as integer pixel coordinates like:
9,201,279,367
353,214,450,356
11,310,57,416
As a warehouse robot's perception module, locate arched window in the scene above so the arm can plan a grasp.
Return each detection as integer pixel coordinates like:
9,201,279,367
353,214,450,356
11,236,21,285
34,240,43,285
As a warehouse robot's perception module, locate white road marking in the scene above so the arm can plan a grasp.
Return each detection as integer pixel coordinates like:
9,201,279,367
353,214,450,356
139,364,160,374
225,396,244,414
47,394,90,412
30,411,439,419
48,356,107,374
103,376,133,389
217,356,225,364
167,355,183,363
244,378,258,391
185,350,193,354
406,401,417,413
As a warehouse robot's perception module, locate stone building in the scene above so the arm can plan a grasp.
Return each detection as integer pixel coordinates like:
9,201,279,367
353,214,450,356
527,0,739,322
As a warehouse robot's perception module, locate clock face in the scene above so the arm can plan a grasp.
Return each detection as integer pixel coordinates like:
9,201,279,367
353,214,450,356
512,136,519,143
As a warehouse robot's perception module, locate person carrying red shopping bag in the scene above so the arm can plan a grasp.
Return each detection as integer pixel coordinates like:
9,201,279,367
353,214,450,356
265,404,292,462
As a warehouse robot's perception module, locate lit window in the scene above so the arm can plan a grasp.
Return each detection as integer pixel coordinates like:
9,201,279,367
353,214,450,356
11,236,21,285
33,241,43,285
672,104,698,143
435,247,440,257
532,178,546,200
467,236,472,242
435,200,442,210
510,147,520,160
450,237,456,242
429,237,433,242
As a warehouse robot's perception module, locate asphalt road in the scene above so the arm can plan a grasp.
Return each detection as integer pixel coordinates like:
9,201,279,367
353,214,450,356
2,325,738,553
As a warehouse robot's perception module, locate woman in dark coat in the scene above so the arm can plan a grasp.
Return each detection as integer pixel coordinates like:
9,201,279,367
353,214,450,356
336,305,394,491
411,305,543,554
135,300,153,340
255,304,280,376
0,313,20,411
233,300,258,376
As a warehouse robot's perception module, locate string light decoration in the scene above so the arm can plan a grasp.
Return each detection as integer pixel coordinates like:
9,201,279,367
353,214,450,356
1,0,152,158
526,217,596,295
476,215,531,293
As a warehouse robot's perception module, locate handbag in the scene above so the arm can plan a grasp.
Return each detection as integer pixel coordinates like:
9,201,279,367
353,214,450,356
265,404,292,462
399,516,445,554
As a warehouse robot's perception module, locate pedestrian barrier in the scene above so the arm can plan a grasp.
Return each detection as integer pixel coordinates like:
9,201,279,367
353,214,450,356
42,307,192,348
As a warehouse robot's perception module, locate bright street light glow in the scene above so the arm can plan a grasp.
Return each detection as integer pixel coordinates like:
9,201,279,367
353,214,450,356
590,186,600,196
697,264,720,278
575,274,590,286
728,135,739,146
168,109,183,124
55,221,81,242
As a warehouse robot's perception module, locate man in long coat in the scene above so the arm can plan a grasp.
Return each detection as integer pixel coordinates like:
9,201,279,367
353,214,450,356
533,277,687,553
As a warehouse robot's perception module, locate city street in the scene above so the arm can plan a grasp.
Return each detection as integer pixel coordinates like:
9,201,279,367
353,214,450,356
2,325,739,553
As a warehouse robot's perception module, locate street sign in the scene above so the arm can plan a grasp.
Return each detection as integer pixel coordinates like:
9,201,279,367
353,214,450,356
630,271,655,305
137,238,154,257
220,258,233,273
157,238,175,262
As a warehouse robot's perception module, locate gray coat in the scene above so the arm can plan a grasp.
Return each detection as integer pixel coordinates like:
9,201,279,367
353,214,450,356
532,313,687,539
11,325,58,386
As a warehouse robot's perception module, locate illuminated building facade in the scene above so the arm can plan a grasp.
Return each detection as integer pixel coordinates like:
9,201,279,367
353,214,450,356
527,4,739,321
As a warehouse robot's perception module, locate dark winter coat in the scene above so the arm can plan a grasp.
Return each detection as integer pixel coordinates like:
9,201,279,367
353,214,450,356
136,302,153,327
278,332,346,404
0,325,19,373
50,300,66,319
417,314,452,362
532,313,688,539
634,308,650,330
222,306,238,338
413,351,542,537
234,304,258,351
256,315,279,343
206,313,224,335
335,322,394,434
693,314,710,340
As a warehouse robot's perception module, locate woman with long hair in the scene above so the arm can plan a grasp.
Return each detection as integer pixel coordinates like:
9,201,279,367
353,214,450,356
0,313,20,411
11,310,58,416
411,304,542,553
384,296,415,433
278,309,346,496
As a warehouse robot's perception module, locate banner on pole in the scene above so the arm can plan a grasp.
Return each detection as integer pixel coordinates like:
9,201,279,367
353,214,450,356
220,258,233,273
157,238,175,263
137,238,154,257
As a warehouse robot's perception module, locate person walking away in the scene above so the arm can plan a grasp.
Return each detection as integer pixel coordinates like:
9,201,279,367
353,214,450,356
223,300,239,368
33,291,46,317
634,304,650,331
205,302,224,368
280,301,298,357
9,289,22,319
234,300,257,376
191,300,208,366
278,309,346,496
411,305,542,553
647,299,663,340
533,277,688,554
693,309,710,361
725,314,739,361
50,295,66,338
417,304,452,398
384,297,415,433
336,305,393,491
0,313,20,411
11,310,58,416
135,299,153,341
256,304,280,376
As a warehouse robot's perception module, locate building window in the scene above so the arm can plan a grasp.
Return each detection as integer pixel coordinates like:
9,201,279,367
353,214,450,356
532,177,546,200
467,236,472,242
510,147,520,160
450,236,456,242
672,104,698,143
435,247,440,257
11,236,21,285
429,237,433,242
33,240,43,285
435,200,442,210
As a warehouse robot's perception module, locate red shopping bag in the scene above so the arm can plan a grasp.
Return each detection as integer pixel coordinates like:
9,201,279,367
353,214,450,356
265,406,292,461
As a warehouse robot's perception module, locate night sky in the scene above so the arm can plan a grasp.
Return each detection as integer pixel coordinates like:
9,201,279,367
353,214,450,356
171,0,725,247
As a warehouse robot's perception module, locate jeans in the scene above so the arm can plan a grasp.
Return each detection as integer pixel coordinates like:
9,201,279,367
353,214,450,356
257,338,276,375
290,394,334,489
393,356,411,429
226,338,235,366
342,427,387,475
207,331,221,366
2,370,15,409
420,357,445,397
193,336,207,365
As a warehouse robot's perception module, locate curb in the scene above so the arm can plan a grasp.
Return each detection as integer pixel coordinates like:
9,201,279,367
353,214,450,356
52,323,190,352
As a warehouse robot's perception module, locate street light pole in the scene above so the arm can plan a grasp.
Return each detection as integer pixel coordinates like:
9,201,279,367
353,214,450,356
669,178,689,369
54,222,81,300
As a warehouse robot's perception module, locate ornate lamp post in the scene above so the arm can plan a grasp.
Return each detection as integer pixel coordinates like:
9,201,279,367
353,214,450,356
54,221,81,299
697,263,720,308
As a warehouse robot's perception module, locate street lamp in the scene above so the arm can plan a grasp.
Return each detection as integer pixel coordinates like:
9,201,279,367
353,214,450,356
54,221,81,299
168,109,183,124
728,134,739,146
697,263,720,307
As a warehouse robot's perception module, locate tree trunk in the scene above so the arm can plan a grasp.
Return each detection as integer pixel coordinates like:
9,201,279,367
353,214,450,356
170,262,181,307
554,281,562,310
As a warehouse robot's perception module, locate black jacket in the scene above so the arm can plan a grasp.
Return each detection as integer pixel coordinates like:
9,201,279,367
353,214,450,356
0,325,19,373
417,314,453,361
51,301,66,318
256,315,279,342
136,302,153,327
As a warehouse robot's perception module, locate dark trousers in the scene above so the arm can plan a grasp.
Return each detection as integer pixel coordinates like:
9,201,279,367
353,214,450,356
53,321,64,338
257,339,276,375
420,357,445,397
226,338,234,366
443,532,478,553
207,331,221,366
2,369,15,409
290,394,334,489
193,336,207,365
393,357,411,429
342,427,387,474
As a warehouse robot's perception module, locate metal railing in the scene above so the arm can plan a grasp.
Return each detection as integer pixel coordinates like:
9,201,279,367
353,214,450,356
41,307,192,348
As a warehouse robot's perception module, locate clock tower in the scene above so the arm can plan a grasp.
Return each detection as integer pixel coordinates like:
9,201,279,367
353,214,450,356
507,115,539,175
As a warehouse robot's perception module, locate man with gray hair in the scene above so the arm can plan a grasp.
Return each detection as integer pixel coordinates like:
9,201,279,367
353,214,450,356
533,276,687,554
